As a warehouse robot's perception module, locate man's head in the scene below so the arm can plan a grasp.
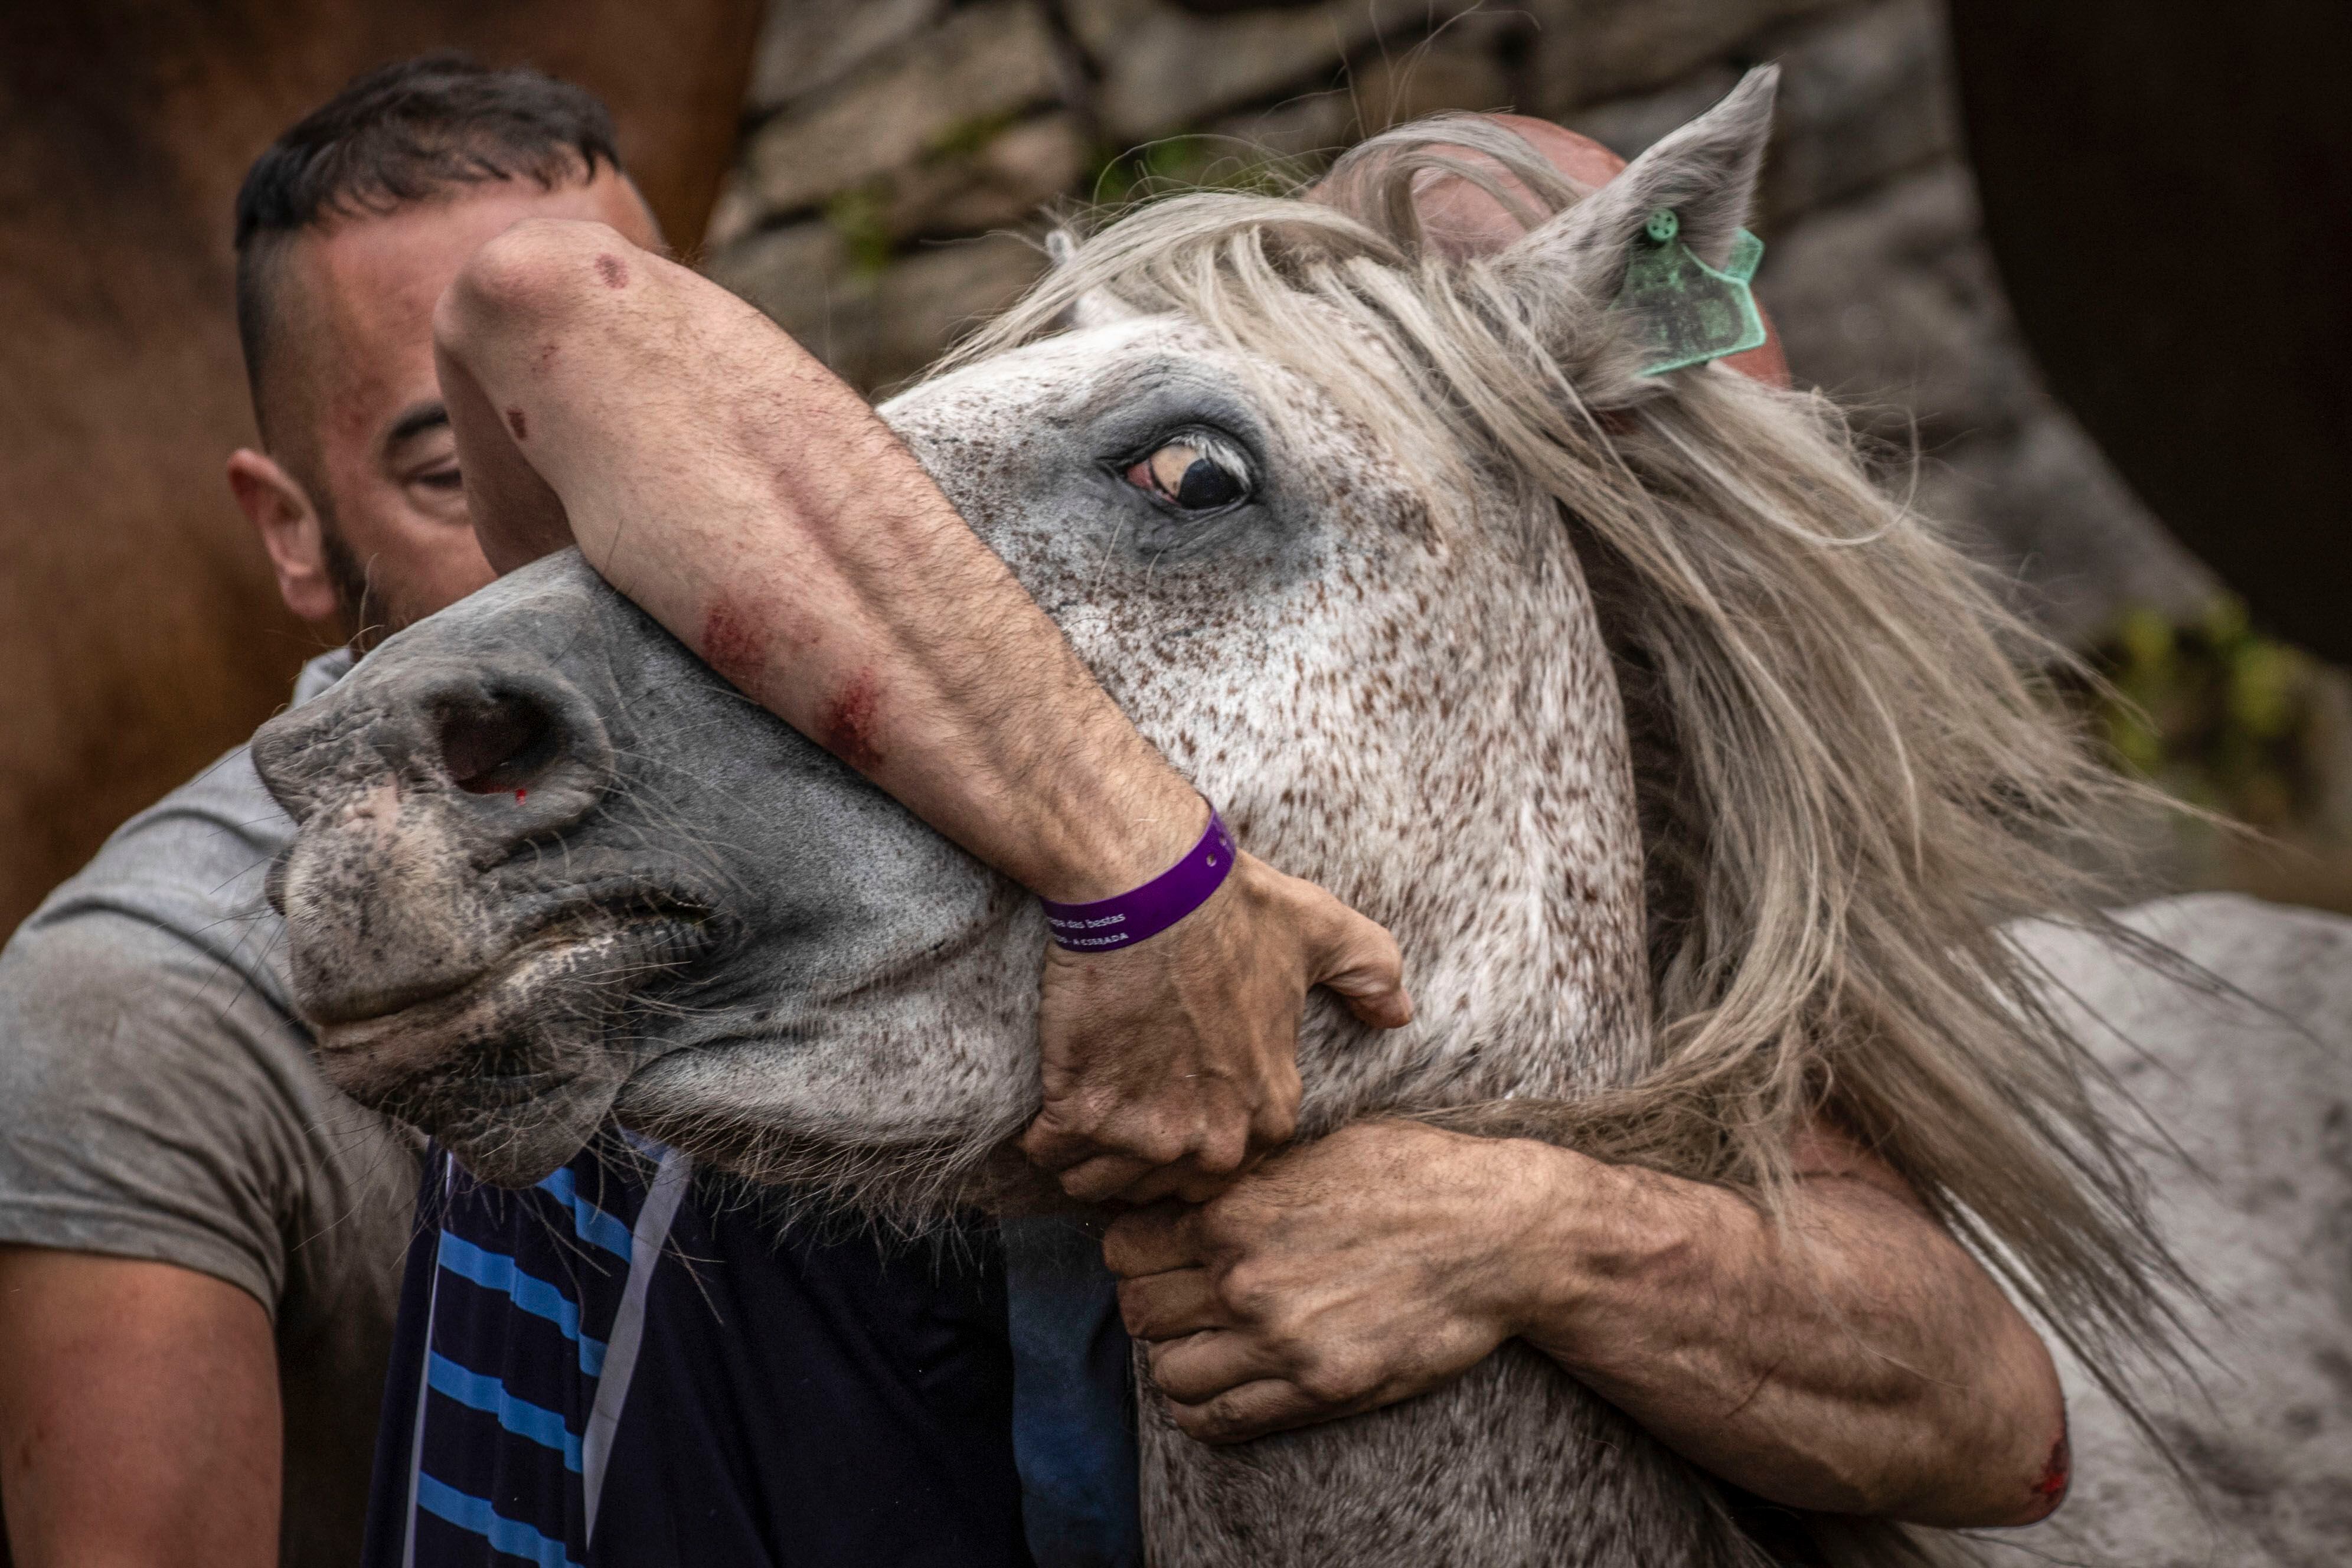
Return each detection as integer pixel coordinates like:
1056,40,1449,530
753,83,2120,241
227,54,663,645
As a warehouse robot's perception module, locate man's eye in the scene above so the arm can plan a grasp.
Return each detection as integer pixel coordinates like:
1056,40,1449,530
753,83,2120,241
1122,437,1250,512
414,466,463,492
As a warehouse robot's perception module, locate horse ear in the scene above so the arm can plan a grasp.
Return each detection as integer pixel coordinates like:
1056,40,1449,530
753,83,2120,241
1046,227,1142,331
1501,66,1777,323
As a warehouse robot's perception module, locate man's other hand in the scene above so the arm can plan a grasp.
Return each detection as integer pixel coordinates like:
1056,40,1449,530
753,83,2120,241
1104,1115,2072,1528
1023,858,1411,1206
1102,1121,1525,1439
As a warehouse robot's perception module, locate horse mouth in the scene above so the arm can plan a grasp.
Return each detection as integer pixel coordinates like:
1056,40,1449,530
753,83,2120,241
307,895,723,1114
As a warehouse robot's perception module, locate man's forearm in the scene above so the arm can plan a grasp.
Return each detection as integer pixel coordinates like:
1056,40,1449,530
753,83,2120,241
434,217,1201,900
1509,1145,2067,1525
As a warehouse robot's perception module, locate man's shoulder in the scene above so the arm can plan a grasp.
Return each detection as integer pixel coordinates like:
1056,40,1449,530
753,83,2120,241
11,743,291,998
8,647,352,986
0,648,413,1311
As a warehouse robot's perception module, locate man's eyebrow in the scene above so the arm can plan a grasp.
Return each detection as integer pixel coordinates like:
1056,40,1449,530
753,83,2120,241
383,401,450,450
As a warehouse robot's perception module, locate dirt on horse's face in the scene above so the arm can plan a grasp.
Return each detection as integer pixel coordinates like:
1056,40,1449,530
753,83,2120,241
251,315,1648,1200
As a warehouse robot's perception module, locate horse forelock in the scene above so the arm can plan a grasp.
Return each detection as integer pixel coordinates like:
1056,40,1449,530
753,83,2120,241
945,123,2191,1435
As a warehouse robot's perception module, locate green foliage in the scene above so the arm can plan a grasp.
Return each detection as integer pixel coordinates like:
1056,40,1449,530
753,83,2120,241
823,187,894,279
926,109,1023,163
2075,599,2323,829
1084,136,1319,210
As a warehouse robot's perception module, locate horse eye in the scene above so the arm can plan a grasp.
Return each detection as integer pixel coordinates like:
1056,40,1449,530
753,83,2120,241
1124,438,1250,512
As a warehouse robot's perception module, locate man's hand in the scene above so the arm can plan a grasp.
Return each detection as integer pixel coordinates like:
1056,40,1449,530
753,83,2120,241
1024,858,1410,1206
1105,1122,1531,1438
1106,1119,2072,1527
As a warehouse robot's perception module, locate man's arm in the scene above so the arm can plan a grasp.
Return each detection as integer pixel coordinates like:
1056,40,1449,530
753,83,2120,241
430,223,1409,1202
0,1248,280,1567
1104,1119,2068,1528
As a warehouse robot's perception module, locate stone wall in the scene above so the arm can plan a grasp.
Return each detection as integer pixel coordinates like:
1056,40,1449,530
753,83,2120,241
700,0,2211,647
698,0,2351,903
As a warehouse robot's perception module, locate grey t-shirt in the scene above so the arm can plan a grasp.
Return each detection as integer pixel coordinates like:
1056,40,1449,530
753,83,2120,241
0,649,422,1567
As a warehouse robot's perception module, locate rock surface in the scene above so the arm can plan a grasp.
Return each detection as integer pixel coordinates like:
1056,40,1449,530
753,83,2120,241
737,0,1067,220
704,0,2216,649
2004,895,2352,1566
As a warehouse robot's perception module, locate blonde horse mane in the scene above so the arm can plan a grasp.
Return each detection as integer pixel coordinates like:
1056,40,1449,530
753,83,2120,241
943,92,2187,1488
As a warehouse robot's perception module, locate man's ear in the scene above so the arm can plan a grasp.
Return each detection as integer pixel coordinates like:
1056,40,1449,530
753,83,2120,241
1496,66,1777,370
227,448,338,624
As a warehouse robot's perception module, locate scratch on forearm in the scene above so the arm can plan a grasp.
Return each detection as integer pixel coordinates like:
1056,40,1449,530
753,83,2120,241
1719,1355,1782,1422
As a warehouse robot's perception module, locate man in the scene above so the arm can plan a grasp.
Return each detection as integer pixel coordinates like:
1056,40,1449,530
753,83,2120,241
0,59,655,1568
432,122,2070,1537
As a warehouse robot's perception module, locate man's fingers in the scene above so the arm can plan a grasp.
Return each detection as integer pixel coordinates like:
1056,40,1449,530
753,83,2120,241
1146,1329,1281,1407
1119,1160,1249,1207
1023,1105,1191,1180
1019,1110,1097,1175
1299,887,1413,1029
1165,1378,1327,1445
1050,1152,1160,1204
1116,1268,1226,1340
1102,1203,1199,1277
1025,1087,1260,1201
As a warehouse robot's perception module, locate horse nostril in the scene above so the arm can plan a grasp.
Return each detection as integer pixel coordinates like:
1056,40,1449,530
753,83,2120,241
435,691,562,797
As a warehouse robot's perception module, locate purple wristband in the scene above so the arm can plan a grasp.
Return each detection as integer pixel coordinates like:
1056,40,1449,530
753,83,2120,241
1040,806,1236,952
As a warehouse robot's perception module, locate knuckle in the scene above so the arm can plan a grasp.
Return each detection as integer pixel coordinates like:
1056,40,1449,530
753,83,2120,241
1194,1136,1249,1178
1216,1262,1272,1317
1114,1279,1168,1334
1294,1354,1368,1407
1250,1104,1299,1149
1018,1125,1074,1166
1168,1402,1217,1441
1190,1406,1243,1444
1148,1353,1207,1404
1046,1094,1118,1138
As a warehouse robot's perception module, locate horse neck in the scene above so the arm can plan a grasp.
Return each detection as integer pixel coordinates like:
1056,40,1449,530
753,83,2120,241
1296,528,1654,1126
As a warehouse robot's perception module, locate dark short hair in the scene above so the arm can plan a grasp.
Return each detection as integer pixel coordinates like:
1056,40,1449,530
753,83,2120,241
233,53,626,419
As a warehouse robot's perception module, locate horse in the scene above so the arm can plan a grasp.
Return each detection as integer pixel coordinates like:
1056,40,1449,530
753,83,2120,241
248,72,2352,1563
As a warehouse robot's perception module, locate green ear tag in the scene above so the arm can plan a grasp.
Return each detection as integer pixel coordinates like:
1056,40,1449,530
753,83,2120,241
1613,207,1768,375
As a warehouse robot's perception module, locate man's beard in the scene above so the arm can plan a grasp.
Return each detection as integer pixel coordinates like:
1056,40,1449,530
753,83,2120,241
313,496,394,652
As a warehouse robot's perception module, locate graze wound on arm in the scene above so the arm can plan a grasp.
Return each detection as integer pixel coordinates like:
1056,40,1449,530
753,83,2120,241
818,670,884,774
594,253,628,290
698,596,769,694
505,407,528,441
2030,1427,2070,1509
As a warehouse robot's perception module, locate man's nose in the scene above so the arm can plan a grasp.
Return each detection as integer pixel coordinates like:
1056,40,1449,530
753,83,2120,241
253,654,615,859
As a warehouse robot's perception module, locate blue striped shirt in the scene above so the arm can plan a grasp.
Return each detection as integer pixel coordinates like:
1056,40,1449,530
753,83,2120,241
362,1138,1105,1568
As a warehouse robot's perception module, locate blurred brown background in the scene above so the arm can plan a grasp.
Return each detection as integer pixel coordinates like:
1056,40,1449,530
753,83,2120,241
4,0,2346,929
0,0,762,933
